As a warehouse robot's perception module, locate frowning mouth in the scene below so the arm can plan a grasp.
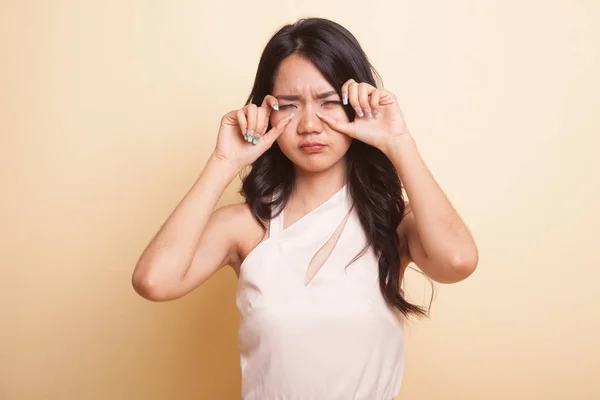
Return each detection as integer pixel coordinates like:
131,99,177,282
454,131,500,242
299,142,327,153
299,142,326,153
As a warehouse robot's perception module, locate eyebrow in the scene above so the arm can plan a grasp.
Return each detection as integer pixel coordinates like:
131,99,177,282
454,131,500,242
275,90,339,101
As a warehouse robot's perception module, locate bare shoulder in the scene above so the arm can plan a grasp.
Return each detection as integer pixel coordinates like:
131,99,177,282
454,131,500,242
214,202,267,274
213,202,253,222
397,201,415,269
396,202,413,239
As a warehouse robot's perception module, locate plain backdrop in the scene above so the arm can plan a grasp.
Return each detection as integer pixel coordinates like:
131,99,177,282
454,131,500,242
1,0,599,399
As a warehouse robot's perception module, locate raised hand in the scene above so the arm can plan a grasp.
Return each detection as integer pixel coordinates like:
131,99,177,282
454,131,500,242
315,79,410,154
214,95,295,170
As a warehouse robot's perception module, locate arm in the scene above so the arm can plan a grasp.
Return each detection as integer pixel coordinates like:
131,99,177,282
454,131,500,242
315,79,478,284
386,134,479,284
132,96,289,301
132,155,240,301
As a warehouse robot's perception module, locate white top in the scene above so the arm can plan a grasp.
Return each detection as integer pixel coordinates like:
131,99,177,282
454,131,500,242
236,185,405,400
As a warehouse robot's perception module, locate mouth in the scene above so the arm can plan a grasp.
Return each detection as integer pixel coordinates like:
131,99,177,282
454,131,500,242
299,142,327,153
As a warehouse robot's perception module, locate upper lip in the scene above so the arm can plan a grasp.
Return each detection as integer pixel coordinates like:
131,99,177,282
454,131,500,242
300,141,326,148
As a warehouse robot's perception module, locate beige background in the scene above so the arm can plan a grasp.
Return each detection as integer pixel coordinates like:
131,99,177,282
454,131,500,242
2,0,599,399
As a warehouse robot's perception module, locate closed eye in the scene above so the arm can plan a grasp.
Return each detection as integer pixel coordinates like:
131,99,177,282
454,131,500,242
278,104,297,110
322,101,342,106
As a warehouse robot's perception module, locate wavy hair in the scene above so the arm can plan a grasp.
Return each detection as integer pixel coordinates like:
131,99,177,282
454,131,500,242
240,17,428,318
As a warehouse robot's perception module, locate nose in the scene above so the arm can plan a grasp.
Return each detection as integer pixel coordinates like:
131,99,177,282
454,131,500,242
296,104,324,135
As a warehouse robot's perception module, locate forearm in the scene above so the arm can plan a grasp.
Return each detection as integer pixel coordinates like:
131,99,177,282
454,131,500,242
385,134,477,266
133,153,239,285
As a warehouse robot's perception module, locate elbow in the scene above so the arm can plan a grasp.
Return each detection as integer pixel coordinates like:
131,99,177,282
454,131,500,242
448,249,479,282
131,270,172,302
424,250,479,284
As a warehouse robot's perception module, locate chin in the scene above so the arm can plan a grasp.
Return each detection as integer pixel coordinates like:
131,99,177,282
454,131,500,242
289,153,344,174
296,162,335,173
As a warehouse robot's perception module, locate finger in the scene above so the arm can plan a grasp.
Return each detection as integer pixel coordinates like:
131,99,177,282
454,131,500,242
359,83,374,118
369,89,381,118
261,112,295,148
253,107,267,145
255,95,278,144
315,112,355,138
347,81,363,118
261,94,280,112
379,89,396,106
221,109,238,125
341,79,355,106
236,109,248,140
245,104,258,143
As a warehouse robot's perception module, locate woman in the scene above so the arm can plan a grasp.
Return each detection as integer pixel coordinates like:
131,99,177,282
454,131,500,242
132,17,478,400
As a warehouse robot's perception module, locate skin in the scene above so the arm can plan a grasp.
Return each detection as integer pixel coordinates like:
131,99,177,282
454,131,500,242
131,54,479,302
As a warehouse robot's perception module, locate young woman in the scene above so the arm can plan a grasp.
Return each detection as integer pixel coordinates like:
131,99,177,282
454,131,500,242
133,17,478,400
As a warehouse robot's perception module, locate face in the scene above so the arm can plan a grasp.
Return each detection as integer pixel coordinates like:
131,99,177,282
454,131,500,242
270,54,352,174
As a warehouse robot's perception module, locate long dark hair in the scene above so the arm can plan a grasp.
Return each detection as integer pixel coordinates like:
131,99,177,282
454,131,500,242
240,17,428,318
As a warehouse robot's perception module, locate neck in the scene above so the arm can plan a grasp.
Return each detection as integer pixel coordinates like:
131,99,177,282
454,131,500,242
289,159,347,213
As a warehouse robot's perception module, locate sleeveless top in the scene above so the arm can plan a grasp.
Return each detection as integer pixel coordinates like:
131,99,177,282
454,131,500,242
236,185,405,400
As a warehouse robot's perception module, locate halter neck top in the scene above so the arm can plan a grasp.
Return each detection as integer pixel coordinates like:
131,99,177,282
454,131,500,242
236,185,405,400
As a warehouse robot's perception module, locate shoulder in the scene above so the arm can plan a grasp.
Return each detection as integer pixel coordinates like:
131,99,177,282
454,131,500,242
214,201,253,220
213,202,264,236
396,201,413,236
214,202,267,270
396,201,415,269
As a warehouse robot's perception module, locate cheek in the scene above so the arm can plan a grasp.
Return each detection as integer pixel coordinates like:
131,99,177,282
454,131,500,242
321,104,349,121
331,132,353,153
274,127,297,154
321,108,352,148
270,109,294,127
